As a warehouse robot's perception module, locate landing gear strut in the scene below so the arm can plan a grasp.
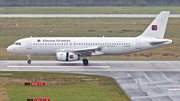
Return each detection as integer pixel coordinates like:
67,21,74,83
27,55,31,64
83,59,88,65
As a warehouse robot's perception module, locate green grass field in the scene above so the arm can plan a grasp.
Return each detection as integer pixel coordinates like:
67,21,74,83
0,17,180,61
0,72,130,101
0,6,180,14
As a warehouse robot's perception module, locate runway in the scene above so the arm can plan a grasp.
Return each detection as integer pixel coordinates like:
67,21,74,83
0,61,180,71
1,61,180,101
0,14,180,18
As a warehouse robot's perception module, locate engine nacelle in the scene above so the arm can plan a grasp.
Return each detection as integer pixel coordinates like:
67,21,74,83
56,52,79,61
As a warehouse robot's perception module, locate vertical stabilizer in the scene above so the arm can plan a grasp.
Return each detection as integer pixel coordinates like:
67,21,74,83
138,11,170,39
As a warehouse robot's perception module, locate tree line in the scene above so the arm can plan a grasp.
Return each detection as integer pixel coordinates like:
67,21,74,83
0,0,180,7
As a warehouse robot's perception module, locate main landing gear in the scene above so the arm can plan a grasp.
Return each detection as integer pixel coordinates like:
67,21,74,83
27,55,31,64
83,59,88,65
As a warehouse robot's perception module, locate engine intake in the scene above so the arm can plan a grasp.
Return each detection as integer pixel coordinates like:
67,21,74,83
56,52,79,61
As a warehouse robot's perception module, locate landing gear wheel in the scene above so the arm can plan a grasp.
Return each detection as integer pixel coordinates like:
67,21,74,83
83,59,88,65
27,55,31,64
27,60,31,64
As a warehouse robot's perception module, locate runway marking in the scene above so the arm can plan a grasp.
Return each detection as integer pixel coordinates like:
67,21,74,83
0,73,14,75
168,89,180,90
7,66,110,68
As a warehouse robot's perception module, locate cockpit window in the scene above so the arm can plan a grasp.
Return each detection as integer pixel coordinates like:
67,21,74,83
14,42,21,45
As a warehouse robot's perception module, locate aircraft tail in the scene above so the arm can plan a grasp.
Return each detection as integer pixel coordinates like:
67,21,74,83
138,11,170,39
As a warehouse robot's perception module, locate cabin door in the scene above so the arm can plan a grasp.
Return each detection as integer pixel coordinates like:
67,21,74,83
136,39,141,49
26,39,32,50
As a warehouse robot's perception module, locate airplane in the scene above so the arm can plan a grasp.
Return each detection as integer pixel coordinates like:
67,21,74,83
7,11,173,65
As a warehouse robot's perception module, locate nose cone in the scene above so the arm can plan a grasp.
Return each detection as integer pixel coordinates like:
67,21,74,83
7,46,12,53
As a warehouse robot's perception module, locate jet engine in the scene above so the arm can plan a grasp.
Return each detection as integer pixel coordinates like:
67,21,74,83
56,52,79,61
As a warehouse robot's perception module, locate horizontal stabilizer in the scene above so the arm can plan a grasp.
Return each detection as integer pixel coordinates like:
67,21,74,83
150,40,169,44
150,39,173,45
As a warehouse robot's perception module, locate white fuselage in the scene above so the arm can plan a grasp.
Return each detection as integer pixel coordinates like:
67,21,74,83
7,37,172,56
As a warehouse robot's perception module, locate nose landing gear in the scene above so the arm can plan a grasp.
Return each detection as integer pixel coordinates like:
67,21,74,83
27,55,31,64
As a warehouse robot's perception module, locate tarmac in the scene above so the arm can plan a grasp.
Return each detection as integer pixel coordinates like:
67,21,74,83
0,14,180,18
0,61,180,101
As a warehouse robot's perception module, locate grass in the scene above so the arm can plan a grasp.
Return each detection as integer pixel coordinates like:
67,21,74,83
0,72,130,101
0,17,180,61
0,6,180,14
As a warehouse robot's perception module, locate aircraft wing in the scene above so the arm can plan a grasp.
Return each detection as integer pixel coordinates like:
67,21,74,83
54,46,104,56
